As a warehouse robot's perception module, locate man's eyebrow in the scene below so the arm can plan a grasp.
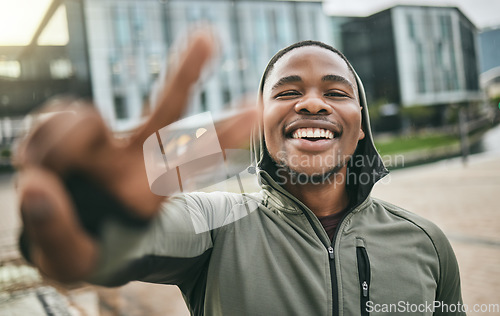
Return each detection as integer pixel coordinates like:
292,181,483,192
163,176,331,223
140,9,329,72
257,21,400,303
271,75,302,91
322,74,355,90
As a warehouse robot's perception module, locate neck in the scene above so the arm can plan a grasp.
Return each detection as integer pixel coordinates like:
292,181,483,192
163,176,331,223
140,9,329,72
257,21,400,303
283,166,349,217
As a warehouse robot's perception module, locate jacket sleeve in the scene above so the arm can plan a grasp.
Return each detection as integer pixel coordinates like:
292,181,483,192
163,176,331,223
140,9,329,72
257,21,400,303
432,230,466,316
86,191,240,287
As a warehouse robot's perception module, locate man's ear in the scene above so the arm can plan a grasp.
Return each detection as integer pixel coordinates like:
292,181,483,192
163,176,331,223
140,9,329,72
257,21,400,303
358,106,365,140
358,128,365,141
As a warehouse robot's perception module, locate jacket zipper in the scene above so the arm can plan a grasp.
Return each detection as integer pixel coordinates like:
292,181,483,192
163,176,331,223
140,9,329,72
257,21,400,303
301,210,340,316
327,246,337,316
261,173,370,316
356,246,371,316
292,204,367,316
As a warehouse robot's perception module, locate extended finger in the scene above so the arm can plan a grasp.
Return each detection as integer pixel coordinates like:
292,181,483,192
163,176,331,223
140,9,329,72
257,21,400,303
131,29,216,148
18,167,98,282
16,106,114,174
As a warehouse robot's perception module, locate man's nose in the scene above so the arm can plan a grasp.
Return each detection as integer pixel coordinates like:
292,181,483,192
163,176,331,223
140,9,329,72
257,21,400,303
294,97,332,115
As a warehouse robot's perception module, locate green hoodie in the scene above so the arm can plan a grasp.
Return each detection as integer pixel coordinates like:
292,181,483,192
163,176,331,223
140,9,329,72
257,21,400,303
85,47,464,316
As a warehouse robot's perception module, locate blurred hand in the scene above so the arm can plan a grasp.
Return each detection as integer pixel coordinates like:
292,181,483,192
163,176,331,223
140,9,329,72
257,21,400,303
16,29,257,282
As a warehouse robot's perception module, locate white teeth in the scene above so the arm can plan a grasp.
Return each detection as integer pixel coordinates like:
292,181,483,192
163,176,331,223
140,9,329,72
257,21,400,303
291,128,335,139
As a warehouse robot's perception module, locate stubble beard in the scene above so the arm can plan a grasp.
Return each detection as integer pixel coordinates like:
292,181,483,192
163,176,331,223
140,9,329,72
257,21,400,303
268,146,351,186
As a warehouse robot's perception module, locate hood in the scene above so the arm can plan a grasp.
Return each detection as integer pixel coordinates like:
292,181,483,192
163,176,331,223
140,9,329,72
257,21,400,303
250,53,389,210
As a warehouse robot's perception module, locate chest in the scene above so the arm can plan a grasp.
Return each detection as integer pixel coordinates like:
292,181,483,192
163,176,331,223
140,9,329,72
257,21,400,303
204,209,439,315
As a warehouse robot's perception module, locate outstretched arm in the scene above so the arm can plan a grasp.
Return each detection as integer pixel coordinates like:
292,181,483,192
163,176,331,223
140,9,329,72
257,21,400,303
16,29,256,283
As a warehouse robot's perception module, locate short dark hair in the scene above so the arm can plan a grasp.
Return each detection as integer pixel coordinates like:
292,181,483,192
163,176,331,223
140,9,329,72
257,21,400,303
259,40,357,94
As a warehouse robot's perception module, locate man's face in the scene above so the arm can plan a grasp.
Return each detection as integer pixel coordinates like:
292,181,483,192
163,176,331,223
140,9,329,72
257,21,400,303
262,46,365,179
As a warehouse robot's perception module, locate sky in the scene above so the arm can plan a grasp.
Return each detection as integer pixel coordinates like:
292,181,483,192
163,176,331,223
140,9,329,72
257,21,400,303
0,0,498,46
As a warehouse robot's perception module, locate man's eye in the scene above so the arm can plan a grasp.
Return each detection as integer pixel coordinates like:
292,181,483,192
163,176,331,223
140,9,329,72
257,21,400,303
325,91,348,98
276,91,301,98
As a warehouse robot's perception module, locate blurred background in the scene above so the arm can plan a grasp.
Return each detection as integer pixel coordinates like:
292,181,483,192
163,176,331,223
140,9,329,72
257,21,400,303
0,0,499,315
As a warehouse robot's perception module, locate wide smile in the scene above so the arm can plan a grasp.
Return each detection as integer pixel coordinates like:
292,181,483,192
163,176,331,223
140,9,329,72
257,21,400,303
284,120,342,152
291,127,337,140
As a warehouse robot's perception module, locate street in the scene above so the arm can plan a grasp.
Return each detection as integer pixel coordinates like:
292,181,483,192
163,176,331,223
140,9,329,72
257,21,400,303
372,152,500,315
1,150,499,315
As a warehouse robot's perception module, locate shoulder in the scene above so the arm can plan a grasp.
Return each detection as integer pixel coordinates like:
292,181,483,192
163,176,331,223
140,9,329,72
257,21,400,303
162,191,264,231
369,197,458,278
170,191,264,209
363,198,463,303
371,197,449,244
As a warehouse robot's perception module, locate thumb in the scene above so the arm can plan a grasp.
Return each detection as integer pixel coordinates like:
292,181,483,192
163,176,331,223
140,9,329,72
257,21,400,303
19,167,98,283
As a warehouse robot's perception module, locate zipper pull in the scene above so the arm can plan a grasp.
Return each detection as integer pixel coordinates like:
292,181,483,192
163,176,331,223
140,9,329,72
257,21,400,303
327,246,334,260
362,281,368,297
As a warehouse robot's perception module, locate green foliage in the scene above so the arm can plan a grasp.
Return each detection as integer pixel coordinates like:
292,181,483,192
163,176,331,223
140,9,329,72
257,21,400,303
374,133,459,156
1,148,11,158
400,105,436,127
445,106,459,125
491,95,500,109
367,98,388,122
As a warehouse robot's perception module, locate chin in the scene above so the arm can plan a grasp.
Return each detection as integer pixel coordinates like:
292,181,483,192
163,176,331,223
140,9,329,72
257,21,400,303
290,163,339,175
273,160,345,186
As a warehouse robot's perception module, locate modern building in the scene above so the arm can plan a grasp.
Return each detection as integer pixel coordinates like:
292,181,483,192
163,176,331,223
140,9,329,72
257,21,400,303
0,0,92,144
341,5,482,131
478,25,500,99
1,0,333,134
478,25,500,74
87,0,333,130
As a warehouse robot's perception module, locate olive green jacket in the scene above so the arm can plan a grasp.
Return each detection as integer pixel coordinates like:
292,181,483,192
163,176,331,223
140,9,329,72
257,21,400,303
89,175,463,316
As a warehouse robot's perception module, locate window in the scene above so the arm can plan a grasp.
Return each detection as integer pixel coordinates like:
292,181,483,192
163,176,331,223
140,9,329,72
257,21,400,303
50,59,73,79
131,4,145,44
268,10,278,44
416,43,426,93
310,10,318,40
112,6,131,49
407,14,415,39
439,15,451,39
222,89,231,105
200,91,207,112
114,95,128,119
148,55,161,75
0,61,21,78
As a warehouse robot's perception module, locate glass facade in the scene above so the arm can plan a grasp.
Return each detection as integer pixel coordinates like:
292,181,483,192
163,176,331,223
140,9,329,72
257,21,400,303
341,10,400,107
396,6,480,106
343,5,481,110
341,5,482,131
459,19,479,91
0,61,21,79
479,27,500,74
82,0,332,131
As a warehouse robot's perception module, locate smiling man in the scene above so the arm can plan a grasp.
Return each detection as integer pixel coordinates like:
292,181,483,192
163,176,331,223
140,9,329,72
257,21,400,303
261,42,366,222
18,35,465,315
